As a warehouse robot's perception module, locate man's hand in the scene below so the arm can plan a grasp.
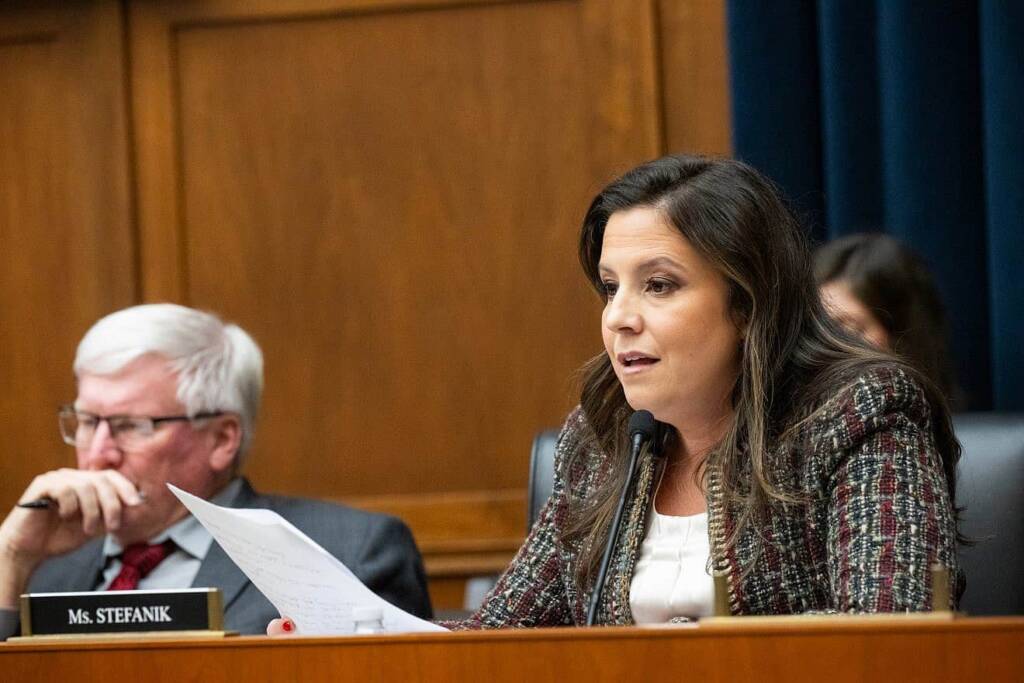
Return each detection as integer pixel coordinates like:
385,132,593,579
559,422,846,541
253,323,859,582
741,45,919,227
0,469,142,608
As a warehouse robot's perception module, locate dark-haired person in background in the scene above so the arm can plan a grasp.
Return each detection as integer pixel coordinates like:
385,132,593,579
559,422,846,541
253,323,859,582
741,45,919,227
271,155,961,633
814,233,960,407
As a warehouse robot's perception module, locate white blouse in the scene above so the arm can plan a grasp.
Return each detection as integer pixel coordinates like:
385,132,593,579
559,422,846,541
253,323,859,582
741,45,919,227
628,508,715,623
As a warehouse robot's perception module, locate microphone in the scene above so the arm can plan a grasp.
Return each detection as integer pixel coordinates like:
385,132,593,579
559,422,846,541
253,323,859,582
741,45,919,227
585,410,658,626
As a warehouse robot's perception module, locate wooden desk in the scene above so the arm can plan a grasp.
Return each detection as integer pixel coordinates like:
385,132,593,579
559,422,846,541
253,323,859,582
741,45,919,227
2,617,1022,682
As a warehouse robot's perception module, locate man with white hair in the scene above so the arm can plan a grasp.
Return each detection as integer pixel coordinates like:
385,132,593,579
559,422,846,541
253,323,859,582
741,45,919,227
0,304,431,636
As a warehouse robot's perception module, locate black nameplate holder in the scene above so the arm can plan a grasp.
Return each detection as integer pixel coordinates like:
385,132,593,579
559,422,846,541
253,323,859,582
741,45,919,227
15,587,228,641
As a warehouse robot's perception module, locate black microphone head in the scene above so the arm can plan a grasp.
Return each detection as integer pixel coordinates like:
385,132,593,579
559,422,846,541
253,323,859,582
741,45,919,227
627,410,657,441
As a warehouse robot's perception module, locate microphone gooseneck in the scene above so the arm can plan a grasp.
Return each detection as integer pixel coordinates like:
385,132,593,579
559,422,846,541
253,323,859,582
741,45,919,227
585,410,657,626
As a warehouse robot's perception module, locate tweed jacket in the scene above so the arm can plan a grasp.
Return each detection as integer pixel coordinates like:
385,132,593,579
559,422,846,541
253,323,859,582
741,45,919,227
454,366,960,628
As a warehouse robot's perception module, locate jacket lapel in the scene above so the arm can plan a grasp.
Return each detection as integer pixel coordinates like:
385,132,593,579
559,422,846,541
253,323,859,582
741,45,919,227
600,453,661,625
27,538,107,594
189,478,258,611
191,543,249,610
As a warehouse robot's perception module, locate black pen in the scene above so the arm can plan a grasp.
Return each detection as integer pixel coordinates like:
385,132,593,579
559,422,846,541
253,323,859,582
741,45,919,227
17,498,54,509
17,490,145,509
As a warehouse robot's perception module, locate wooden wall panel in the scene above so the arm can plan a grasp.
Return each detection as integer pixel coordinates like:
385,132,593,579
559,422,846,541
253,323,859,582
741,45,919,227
0,1,134,510
657,0,732,156
128,0,660,504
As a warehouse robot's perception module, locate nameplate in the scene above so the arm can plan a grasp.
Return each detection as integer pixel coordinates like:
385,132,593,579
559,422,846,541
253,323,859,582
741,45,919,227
19,588,223,637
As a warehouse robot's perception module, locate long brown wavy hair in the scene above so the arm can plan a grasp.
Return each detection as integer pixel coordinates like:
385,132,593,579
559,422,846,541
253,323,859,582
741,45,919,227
564,155,960,584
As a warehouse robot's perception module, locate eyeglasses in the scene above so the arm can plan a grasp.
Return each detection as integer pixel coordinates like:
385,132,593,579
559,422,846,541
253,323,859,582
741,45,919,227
57,405,224,451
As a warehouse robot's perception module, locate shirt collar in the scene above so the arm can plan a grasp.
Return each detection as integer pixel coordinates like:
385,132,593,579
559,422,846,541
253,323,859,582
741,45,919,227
102,478,244,560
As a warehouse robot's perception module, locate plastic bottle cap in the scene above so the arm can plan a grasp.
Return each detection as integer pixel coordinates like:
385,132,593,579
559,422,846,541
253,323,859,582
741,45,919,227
351,606,383,622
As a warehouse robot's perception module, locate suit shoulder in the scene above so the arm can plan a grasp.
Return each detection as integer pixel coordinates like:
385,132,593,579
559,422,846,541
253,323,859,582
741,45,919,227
805,363,932,451
258,493,409,534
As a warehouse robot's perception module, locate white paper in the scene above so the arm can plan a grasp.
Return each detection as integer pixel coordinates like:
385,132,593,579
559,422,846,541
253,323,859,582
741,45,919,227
168,483,446,635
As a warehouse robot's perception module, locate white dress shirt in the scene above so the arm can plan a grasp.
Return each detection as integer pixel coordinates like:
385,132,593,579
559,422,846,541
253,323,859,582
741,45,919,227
628,508,715,623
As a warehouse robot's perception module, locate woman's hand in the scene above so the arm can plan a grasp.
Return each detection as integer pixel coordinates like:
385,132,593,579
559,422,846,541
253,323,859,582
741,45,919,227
266,617,297,636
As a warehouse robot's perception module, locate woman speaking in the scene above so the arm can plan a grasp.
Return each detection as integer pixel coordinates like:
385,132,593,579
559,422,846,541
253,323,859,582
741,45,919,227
273,155,961,631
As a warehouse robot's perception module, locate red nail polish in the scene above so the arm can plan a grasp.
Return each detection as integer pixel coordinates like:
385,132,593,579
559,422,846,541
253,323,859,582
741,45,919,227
282,620,293,632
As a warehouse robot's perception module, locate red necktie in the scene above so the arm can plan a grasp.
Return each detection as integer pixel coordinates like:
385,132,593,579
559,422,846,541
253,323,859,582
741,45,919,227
107,540,176,591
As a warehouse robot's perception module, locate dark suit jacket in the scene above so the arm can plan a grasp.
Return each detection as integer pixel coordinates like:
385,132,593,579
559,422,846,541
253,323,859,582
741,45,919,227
26,479,432,634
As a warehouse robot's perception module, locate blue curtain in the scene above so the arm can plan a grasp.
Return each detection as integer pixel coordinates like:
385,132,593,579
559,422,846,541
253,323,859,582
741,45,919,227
727,0,1024,410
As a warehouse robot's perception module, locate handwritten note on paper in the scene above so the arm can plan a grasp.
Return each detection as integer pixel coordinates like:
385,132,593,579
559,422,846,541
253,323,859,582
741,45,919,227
168,484,446,635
